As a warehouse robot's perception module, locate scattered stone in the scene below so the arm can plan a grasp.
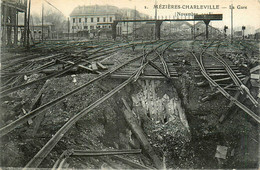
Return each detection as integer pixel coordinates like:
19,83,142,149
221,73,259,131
215,145,228,159
231,149,235,157
24,75,28,81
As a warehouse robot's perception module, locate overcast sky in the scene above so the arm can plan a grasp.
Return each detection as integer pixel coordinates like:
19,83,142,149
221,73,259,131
30,0,260,34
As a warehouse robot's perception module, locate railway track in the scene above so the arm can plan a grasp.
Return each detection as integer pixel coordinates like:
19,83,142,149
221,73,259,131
1,39,258,168
191,41,246,88
0,40,178,169
109,40,180,80
24,40,176,168
0,40,163,95
191,41,260,124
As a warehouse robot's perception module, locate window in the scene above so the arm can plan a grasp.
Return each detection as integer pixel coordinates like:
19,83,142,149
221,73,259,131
34,30,37,33
102,25,106,28
108,25,111,28
110,17,112,22
97,17,100,22
85,18,87,22
73,18,75,23
103,17,106,22
39,31,41,34
97,26,100,29
72,26,76,29
91,18,94,22
79,18,81,23
84,26,88,29
90,26,94,29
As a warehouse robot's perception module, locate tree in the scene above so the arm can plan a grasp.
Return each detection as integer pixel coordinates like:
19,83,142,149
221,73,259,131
31,8,66,32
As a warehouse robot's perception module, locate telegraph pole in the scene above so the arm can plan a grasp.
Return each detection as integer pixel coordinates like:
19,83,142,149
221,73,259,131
242,26,246,40
23,0,28,46
154,0,157,40
193,20,195,39
26,0,31,47
42,3,44,42
155,0,157,19
134,6,136,39
127,22,128,39
67,17,70,40
73,22,74,40
230,3,233,44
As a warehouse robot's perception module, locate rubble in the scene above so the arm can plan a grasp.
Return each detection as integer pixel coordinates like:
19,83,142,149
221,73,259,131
0,39,259,169
215,145,228,159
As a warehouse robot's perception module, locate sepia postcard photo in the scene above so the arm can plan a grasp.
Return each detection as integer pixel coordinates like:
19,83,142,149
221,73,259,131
0,0,259,169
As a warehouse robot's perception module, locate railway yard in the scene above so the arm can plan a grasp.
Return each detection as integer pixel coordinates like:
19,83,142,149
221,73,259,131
0,39,259,169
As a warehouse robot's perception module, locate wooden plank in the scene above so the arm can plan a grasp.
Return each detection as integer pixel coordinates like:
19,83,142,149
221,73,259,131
111,155,151,169
121,68,177,72
197,75,245,86
97,62,107,70
219,77,250,123
194,66,238,69
250,65,260,73
30,81,49,135
122,98,163,169
250,74,260,80
91,62,98,71
72,149,142,156
112,72,178,76
195,72,243,77
195,70,240,73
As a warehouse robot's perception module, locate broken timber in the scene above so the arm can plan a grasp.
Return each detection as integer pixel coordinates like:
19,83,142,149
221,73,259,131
111,155,151,169
0,62,80,97
0,40,166,138
122,98,163,169
201,77,247,102
148,60,171,79
192,52,260,124
24,65,147,168
219,77,250,123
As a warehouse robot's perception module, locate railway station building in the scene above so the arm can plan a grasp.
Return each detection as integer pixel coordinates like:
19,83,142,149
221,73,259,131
69,5,147,39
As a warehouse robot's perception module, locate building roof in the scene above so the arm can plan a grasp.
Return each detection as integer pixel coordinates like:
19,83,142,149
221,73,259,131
70,5,120,16
195,21,221,32
70,5,148,19
31,22,54,26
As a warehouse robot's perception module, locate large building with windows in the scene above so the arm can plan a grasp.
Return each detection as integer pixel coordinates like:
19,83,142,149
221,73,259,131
69,5,148,38
70,5,119,33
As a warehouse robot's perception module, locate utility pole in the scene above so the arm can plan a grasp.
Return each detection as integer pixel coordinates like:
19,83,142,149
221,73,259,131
127,21,128,40
23,0,28,46
230,3,233,44
155,0,157,19
170,21,171,38
42,3,44,42
31,15,35,40
134,6,136,39
73,22,74,40
193,20,195,40
242,26,246,40
68,17,70,40
26,0,31,48
154,0,157,40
